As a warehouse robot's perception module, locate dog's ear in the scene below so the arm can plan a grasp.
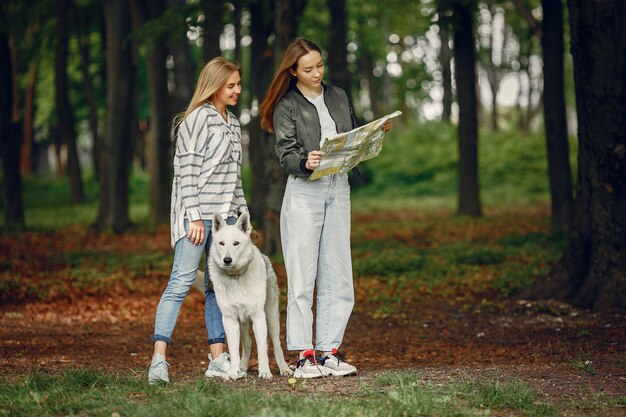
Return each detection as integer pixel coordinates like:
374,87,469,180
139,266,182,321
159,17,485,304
212,214,224,233
236,211,252,237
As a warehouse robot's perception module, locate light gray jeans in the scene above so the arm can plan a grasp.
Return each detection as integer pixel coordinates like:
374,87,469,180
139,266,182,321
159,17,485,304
280,173,355,352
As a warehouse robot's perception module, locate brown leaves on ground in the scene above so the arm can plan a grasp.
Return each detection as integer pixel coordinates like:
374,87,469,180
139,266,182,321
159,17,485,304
1,206,624,415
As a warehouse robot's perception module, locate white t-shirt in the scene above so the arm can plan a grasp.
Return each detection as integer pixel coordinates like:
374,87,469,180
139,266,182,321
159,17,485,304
305,92,338,147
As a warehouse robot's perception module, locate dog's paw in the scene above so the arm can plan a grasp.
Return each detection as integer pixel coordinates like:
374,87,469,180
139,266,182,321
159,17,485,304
280,367,294,377
258,370,273,380
227,370,246,380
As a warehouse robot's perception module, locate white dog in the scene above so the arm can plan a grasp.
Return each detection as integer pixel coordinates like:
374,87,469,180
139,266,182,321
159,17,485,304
198,212,292,380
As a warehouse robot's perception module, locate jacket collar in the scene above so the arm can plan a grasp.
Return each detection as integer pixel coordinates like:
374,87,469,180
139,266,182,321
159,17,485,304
291,81,329,98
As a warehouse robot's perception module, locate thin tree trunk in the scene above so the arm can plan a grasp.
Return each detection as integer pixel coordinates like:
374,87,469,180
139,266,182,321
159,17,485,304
56,0,84,204
358,48,381,118
232,0,242,116
484,2,503,131
381,10,391,113
452,0,482,217
21,60,37,176
168,0,196,115
202,0,222,62
75,7,101,181
541,0,573,232
248,0,274,230
524,0,626,311
439,17,453,123
1,24,25,232
137,0,171,224
263,0,296,255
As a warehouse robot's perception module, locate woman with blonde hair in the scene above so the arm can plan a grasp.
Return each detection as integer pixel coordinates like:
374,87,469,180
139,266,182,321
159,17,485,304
260,38,391,378
148,57,248,383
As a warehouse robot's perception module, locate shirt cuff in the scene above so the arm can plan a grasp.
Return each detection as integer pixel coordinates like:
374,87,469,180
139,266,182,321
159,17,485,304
186,208,202,221
299,157,313,174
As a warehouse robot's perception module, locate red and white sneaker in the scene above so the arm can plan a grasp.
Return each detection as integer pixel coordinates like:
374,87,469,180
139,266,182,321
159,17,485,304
319,349,357,376
293,350,330,379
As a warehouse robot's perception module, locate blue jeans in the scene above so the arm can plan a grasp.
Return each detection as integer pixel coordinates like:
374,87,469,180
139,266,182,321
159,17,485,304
280,174,354,352
152,217,236,345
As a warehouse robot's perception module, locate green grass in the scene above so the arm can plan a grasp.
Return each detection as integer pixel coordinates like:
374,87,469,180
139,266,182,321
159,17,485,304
351,121,577,211
0,370,557,417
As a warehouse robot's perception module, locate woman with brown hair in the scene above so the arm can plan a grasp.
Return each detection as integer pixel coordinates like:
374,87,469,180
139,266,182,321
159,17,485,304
260,38,391,378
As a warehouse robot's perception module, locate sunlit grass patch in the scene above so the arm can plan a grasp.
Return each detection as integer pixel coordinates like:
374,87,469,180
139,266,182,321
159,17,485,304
0,370,560,417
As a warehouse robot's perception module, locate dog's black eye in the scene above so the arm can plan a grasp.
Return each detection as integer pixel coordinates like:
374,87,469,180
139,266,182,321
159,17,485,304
219,241,225,246
233,241,239,246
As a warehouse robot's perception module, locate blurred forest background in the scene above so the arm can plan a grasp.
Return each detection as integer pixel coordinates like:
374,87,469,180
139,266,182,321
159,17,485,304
0,0,624,312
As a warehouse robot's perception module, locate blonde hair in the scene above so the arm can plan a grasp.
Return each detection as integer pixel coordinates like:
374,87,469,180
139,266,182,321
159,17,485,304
173,57,240,135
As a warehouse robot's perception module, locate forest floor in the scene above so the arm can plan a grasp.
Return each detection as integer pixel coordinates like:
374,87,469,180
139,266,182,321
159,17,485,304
1,207,625,416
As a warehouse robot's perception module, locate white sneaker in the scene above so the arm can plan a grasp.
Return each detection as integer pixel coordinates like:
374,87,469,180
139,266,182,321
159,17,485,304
148,353,170,384
319,349,357,376
205,352,246,380
293,350,331,379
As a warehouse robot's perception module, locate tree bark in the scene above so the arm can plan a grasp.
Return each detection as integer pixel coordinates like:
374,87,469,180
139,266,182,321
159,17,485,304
21,60,37,176
248,0,274,228
168,0,196,115
96,0,136,233
264,0,298,255
136,0,171,224
56,0,84,204
202,0,222,62
327,0,352,103
525,0,626,311
0,21,25,232
484,2,503,131
439,16,453,123
541,0,573,232
452,0,482,217
75,5,102,181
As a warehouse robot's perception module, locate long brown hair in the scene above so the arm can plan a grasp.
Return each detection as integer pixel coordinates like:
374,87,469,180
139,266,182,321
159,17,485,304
259,38,322,133
173,57,240,135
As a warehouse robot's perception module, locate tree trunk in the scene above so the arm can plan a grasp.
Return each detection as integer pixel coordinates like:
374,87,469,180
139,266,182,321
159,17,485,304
168,0,196,115
525,0,626,311
202,0,222,62
452,0,482,217
137,0,171,224
439,17,453,123
21,60,37,176
327,0,352,103
0,23,25,232
75,6,101,181
541,0,573,232
263,0,297,255
358,48,381,119
483,2,503,131
56,0,84,204
96,0,136,233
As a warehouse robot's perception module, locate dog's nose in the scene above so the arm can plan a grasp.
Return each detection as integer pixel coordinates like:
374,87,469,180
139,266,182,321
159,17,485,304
223,257,232,265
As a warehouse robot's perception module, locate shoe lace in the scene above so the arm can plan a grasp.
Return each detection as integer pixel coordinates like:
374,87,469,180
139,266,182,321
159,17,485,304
297,350,317,368
331,348,347,364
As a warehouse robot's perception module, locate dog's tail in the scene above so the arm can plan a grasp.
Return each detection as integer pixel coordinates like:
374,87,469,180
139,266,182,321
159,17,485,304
193,270,205,294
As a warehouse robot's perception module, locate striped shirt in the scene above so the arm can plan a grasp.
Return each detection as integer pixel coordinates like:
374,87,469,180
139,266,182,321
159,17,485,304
170,103,248,247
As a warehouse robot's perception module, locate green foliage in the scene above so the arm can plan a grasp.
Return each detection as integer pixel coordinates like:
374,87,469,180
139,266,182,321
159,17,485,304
353,247,426,277
437,243,505,265
353,121,578,208
0,370,560,417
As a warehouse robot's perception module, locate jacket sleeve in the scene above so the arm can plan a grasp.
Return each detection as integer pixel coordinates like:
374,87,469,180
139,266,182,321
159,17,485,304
177,109,214,221
273,101,311,176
